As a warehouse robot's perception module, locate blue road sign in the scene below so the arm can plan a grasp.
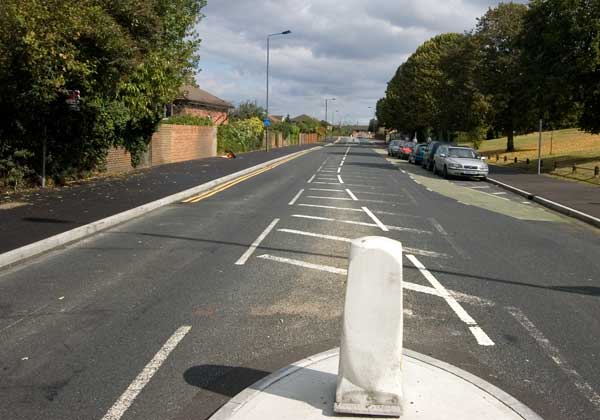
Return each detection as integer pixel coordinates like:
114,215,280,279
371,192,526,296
264,118,271,128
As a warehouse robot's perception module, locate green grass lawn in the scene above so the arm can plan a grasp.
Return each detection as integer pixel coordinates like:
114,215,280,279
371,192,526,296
463,128,600,185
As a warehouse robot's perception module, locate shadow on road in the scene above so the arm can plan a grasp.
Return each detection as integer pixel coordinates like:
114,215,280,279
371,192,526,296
405,265,600,297
184,365,270,397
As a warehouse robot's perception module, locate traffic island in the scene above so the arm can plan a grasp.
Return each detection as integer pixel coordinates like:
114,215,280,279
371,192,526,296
211,237,543,420
209,348,543,420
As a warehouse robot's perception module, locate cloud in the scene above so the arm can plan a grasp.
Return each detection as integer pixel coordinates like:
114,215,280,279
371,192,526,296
195,0,514,124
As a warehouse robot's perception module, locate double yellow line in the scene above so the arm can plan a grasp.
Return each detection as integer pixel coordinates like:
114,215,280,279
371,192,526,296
182,151,310,204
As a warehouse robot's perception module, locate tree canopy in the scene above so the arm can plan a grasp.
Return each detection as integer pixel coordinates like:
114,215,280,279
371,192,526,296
0,0,205,181
376,1,600,152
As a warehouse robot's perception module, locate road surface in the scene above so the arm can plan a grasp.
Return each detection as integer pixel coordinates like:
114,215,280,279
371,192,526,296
1,138,599,420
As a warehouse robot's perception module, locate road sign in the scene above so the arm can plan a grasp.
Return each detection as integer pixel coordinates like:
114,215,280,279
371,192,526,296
264,118,271,128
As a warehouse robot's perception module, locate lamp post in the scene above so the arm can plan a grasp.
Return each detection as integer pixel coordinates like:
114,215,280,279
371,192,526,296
325,97,336,127
266,30,291,152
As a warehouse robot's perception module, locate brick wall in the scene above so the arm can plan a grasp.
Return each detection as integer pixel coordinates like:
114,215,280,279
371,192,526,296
180,105,229,125
105,124,217,174
105,147,134,173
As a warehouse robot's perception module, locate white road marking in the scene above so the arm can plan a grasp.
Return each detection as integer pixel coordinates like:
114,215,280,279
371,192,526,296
306,196,353,201
406,254,494,346
401,169,406,174
235,218,280,265
472,188,510,201
258,254,439,296
279,228,441,257
362,206,389,232
298,204,363,212
278,228,352,243
290,214,431,234
307,174,316,183
346,189,358,201
469,186,490,189
288,189,304,206
316,178,338,182
507,307,600,410
426,188,433,192
313,182,380,188
101,326,191,420
522,201,531,204
309,188,345,192
337,167,341,173
428,217,469,259
492,192,507,195
337,175,344,184
257,254,347,274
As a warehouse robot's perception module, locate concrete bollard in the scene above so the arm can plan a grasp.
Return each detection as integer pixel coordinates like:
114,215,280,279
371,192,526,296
335,236,404,417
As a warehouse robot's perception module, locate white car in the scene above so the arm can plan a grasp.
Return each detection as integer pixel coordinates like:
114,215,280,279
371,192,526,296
432,145,488,179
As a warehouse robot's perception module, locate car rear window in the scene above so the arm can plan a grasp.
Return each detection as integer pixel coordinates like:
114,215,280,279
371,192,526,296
448,148,477,158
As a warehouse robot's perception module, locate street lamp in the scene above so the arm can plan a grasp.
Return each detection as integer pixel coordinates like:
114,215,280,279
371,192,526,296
266,30,292,152
325,98,336,126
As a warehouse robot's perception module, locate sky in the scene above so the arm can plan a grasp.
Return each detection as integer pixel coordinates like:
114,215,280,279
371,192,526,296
194,0,519,125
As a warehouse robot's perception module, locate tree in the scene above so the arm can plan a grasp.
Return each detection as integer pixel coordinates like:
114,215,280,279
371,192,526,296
368,118,379,133
474,2,530,152
520,0,599,132
0,0,205,181
229,101,267,121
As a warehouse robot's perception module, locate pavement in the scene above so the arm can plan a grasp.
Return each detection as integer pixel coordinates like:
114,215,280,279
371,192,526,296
0,144,318,254
489,165,600,219
0,138,599,420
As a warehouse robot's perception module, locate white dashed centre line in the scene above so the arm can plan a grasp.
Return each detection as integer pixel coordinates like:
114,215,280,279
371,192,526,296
288,189,304,206
307,174,316,183
101,326,192,420
337,175,344,184
406,254,494,346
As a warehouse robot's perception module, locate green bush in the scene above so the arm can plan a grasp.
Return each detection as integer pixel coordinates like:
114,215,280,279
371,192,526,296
0,149,34,191
162,115,213,126
218,117,264,153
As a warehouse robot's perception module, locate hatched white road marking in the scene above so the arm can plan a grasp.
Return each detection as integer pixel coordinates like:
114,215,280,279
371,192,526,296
312,182,382,188
278,228,443,257
362,206,389,232
288,189,304,206
258,254,347,274
297,204,363,212
406,254,494,346
346,189,358,201
507,307,600,411
337,167,341,173
306,196,353,201
337,175,344,184
101,326,191,420
291,214,431,234
309,188,345,192
235,219,280,265
307,174,316,183
258,255,439,295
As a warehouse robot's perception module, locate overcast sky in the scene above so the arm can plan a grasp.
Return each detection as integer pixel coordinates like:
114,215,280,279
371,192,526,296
195,0,520,125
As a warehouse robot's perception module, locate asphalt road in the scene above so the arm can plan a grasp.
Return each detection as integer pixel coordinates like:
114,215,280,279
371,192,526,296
1,138,599,420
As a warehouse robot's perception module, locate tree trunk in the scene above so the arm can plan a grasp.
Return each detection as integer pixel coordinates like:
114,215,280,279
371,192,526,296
506,121,515,152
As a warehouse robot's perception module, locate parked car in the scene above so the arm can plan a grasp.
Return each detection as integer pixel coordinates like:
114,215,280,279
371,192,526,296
388,140,401,157
422,141,445,171
432,145,489,179
409,144,427,164
399,142,415,160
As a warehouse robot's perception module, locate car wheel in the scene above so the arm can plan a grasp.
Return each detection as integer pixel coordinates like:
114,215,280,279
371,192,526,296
443,165,449,179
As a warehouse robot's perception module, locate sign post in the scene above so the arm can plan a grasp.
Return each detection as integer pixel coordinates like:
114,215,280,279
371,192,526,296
264,118,271,152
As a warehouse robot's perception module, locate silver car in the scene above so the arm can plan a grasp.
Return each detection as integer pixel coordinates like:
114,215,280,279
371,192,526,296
387,140,401,157
432,145,488,179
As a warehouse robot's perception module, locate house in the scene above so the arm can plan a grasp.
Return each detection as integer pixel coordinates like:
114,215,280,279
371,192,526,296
169,85,233,125
291,114,320,124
